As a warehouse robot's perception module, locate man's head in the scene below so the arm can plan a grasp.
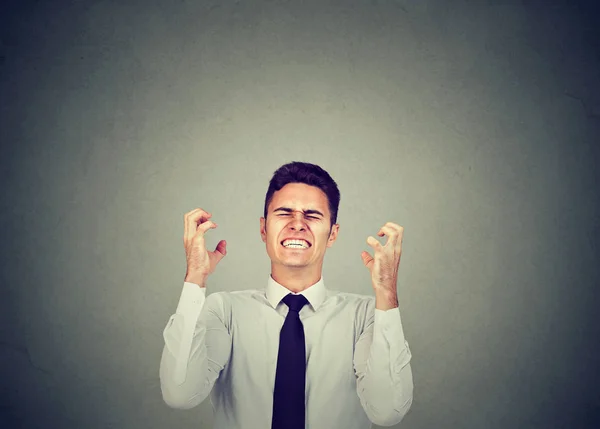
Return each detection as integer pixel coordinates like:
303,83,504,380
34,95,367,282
260,161,340,287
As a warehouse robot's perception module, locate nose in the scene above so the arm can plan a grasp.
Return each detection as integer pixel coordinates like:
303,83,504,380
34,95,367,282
288,212,308,230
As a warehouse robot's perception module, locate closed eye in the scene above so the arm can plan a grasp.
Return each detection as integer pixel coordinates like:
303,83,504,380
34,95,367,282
278,214,319,220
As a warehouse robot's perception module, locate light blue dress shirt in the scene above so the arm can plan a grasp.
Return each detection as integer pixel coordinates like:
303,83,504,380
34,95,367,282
160,274,413,428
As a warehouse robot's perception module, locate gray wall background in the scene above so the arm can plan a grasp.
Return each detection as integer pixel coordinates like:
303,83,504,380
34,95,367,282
1,0,599,428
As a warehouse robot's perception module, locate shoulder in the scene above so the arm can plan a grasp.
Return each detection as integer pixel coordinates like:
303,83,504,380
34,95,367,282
326,290,375,323
205,288,266,310
328,290,375,308
326,291,375,336
202,289,263,329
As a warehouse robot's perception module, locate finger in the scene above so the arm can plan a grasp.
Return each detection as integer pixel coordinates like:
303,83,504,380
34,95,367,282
184,208,212,243
366,235,383,251
387,223,405,249
376,225,397,246
361,250,374,268
215,239,227,256
385,223,404,243
384,222,403,231
193,219,218,241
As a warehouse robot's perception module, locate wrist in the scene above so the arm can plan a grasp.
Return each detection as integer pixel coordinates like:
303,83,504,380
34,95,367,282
185,273,208,288
375,289,398,310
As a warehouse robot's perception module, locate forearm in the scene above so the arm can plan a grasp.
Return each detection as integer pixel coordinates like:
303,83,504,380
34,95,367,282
160,313,213,409
160,281,217,409
357,306,413,426
359,350,413,426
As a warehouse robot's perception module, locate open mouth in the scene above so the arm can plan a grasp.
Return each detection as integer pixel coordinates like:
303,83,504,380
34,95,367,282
280,240,311,249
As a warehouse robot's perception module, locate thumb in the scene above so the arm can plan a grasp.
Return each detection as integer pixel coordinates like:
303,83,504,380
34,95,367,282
361,251,373,268
215,240,227,257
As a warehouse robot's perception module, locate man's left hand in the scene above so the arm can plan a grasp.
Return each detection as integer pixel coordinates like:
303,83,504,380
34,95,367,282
361,222,404,294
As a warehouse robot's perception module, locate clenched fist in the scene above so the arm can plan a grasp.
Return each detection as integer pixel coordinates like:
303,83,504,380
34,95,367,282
183,208,227,286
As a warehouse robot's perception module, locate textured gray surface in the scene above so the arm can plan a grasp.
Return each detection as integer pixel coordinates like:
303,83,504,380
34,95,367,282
1,0,599,428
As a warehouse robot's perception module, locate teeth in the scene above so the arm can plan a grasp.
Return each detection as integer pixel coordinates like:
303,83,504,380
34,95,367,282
282,239,309,248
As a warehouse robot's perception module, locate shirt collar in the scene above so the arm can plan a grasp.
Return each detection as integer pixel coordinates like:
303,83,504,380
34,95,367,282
266,273,327,311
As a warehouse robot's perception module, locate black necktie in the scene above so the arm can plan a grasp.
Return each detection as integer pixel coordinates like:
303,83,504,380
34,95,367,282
272,293,309,429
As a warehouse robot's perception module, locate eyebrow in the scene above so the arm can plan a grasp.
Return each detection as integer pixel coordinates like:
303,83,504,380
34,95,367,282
273,207,325,217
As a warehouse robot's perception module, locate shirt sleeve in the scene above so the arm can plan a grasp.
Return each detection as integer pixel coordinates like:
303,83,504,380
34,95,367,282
159,282,233,409
354,300,414,427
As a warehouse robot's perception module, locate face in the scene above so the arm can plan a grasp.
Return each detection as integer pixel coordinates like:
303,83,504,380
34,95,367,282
260,183,339,274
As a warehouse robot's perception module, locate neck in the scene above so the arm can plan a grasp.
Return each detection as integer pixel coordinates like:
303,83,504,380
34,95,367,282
271,270,321,293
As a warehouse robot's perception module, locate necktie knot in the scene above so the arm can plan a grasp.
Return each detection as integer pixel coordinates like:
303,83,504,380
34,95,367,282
282,293,308,312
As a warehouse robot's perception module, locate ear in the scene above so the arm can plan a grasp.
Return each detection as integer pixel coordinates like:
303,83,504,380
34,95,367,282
260,217,267,242
327,224,339,247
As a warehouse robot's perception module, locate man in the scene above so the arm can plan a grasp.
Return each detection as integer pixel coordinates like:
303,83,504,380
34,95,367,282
160,161,413,428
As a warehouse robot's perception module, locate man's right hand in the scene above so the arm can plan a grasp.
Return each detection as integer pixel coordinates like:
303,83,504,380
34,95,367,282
183,208,227,286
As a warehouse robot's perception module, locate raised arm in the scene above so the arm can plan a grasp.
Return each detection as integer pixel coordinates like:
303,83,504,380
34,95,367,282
159,207,230,409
